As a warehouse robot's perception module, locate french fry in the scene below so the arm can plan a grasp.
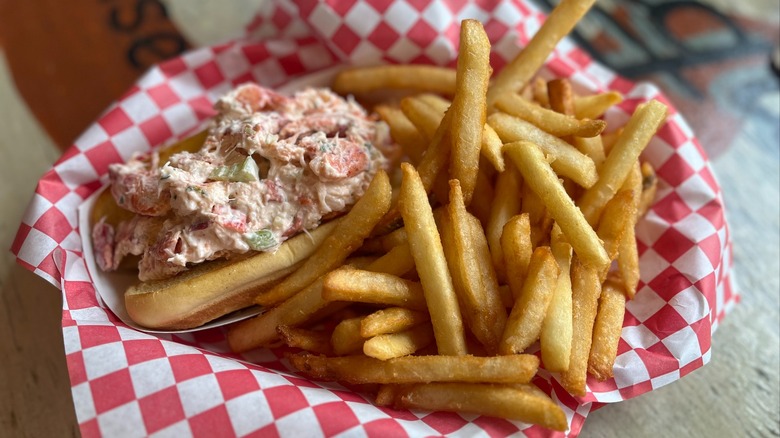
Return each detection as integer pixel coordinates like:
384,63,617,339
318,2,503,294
395,383,567,431
401,95,443,140
332,317,367,356
638,161,658,218
416,94,505,175
398,163,467,355
375,105,426,164
503,140,609,270
417,110,454,191
618,164,642,298
469,169,495,227
487,164,523,283
362,242,415,278
547,78,575,117
500,246,559,354
498,285,514,309
489,112,598,188
495,93,606,138
487,0,597,106
574,91,624,120
363,323,435,360
450,19,491,204
360,307,430,338
596,190,636,281
588,275,626,381
521,179,547,226
416,93,451,115
229,247,419,352
229,277,332,352
277,326,334,356
578,100,668,225
481,124,505,173
601,127,623,155
573,135,607,170
560,257,602,396
333,65,457,96
531,77,550,108
322,268,428,311
441,180,507,354
362,227,408,254
256,171,392,306
288,353,539,384
501,214,533,300
375,385,400,406
548,79,607,168
540,224,573,373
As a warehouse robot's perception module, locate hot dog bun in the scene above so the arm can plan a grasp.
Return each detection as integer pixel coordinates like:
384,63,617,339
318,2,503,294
124,219,338,330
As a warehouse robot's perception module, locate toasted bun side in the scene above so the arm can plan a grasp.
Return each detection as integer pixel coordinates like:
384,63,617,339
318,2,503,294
125,264,297,330
124,219,340,330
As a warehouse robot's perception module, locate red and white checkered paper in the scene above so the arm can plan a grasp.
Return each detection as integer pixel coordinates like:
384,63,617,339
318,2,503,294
12,0,738,436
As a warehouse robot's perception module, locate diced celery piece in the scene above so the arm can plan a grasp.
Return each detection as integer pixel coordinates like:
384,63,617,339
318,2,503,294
210,156,259,182
244,229,276,251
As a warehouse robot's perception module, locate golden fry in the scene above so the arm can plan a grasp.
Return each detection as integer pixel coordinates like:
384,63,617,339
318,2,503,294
560,257,602,396
500,247,559,354
333,65,457,96
481,123,506,172
588,275,627,381
596,190,637,280
578,100,668,225
288,353,539,384
277,326,334,356
363,323,435,360
574,91,624,120
229,277,332,352
360,307,430,338
540,224,573,373
416,93,451,115
441,180,507,354
398,163,467,355
521,180,547,226
532,77,550,108
375,105,426,164
489,112,598,188
501,213,533,300
487,0,597,106
503,140,609,270
495,93,606,138
617,164,642,298
396,383,567,431
451,19,491,204
401,96,443,140
573,135,607,170
363,242,415,278
332,317,367,356
417,110,454,191
638,161,658,218
547,79,575,117
487,164,523,283
322,268,428,311
469,169,495,228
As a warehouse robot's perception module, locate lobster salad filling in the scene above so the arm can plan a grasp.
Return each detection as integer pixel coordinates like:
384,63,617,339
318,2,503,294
92,83,389,281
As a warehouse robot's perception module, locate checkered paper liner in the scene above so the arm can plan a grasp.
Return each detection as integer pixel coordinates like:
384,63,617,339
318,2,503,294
12,0,738,436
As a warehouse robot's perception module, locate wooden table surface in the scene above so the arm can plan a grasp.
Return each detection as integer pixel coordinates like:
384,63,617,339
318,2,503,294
1,1,777,437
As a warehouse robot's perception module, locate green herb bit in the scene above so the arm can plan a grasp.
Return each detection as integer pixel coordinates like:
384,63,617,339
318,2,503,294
244,229,277,251
209,156,260,183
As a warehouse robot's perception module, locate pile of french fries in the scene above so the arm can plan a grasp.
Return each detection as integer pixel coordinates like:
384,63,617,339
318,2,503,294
228,0,667,431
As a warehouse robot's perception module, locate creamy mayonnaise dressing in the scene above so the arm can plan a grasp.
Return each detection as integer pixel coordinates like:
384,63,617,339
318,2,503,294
93,83,388,281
